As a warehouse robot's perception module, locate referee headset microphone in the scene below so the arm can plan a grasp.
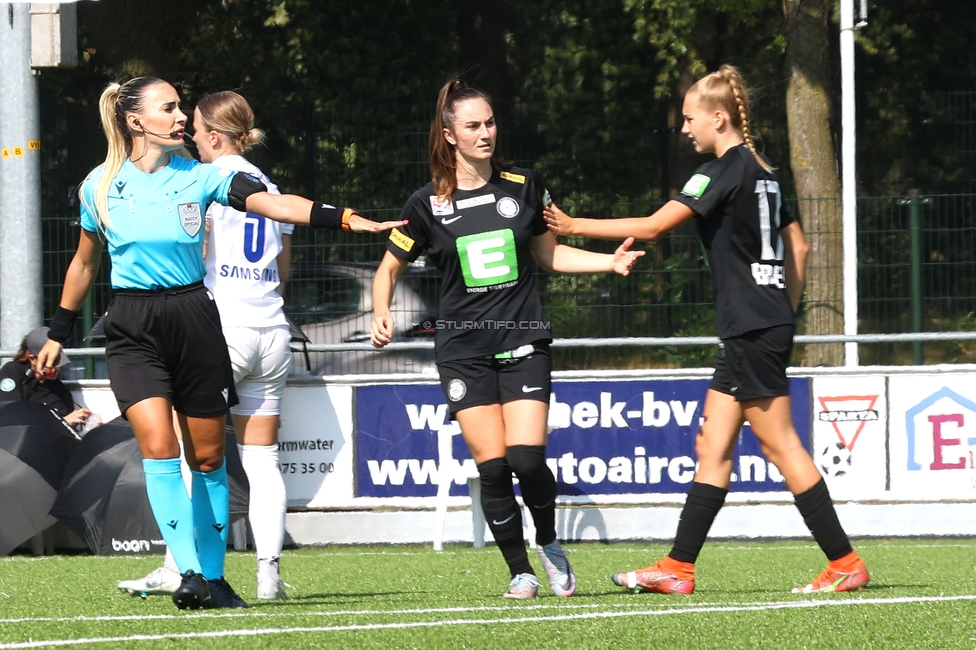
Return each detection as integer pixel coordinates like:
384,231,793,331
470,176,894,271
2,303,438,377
134,119,182,140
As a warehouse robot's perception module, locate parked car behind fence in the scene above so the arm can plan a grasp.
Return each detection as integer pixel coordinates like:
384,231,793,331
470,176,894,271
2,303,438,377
283,261,439,376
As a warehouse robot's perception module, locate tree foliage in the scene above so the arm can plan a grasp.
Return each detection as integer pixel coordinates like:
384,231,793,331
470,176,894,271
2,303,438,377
854,0,976,194
33,0,976,366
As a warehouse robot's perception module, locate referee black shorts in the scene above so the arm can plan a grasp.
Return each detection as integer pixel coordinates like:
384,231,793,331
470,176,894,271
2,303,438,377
103,282,236,418
437,342,551,418
710,324,794,402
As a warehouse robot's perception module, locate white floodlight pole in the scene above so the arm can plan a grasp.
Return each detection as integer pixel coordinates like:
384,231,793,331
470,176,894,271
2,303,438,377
0,3,43,353
0,1,81,359
840,0,865,366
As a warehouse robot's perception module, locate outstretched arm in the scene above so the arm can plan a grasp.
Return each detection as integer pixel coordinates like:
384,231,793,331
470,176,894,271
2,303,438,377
245,192,405,232
531,231,644,276
370,252,412,348
544,200,696,242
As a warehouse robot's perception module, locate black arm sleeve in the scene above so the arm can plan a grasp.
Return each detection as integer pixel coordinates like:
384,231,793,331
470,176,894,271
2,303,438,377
228,172,268,212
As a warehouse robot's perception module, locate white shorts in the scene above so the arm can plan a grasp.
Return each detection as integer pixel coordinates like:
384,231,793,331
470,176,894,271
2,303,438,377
223,325,291,416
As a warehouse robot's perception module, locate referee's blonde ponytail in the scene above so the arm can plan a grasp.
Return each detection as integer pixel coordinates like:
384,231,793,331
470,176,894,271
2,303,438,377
689,65,773,173
82,77,170,232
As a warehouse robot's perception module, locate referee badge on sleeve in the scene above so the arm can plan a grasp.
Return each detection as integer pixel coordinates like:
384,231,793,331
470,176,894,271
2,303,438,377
178,203,203,236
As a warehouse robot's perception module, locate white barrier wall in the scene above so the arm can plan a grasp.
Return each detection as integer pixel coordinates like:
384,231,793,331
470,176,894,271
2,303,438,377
71,383,355,508
888,375,976,500
275,385,353,507
810,375,888,501
73,368,976,508
811,372,976,503
70,367,976,542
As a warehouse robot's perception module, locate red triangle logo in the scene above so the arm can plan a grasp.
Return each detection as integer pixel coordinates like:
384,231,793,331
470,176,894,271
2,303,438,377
817,395,880,452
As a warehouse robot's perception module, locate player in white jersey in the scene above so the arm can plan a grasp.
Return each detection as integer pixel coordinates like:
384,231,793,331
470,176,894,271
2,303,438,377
198,92,294,600
118,91,297,600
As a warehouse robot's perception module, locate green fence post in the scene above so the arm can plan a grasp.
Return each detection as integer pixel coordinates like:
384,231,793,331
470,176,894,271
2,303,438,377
899,189,931,365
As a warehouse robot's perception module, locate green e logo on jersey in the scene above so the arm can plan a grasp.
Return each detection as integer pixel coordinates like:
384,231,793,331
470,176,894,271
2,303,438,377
457,229,519,288
681,173,711,198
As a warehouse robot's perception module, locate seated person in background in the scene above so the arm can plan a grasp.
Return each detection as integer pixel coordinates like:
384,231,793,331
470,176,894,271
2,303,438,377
0,326,92,429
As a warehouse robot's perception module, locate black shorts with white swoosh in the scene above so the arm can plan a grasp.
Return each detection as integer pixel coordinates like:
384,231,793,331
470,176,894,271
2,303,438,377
436,341,551,418
709,324,793,401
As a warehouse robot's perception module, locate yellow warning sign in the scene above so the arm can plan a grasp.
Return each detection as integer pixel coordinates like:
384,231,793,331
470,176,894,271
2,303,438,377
28,140,39,150
1,149,9,159
13,147,23,157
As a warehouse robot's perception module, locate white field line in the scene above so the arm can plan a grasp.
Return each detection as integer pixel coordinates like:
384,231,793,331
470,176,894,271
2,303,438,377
0,594,974,649
0,601,768,624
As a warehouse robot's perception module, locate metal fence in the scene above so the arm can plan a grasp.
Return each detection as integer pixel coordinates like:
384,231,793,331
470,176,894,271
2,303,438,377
857,193,976,364
36,191,976,376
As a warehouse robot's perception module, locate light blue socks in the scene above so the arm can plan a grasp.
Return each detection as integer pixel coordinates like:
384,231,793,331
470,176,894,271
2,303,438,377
142,457,202,575
191,463,230,580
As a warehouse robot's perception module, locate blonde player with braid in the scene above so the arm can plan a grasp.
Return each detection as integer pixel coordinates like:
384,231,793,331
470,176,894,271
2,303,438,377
544,64,869,596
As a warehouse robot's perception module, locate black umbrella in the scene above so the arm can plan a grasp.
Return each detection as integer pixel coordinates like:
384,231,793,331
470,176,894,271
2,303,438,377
0,401,79,556
51,419,249,555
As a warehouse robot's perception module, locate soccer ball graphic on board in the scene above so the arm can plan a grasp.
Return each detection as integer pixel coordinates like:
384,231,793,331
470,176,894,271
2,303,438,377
818,441,852,478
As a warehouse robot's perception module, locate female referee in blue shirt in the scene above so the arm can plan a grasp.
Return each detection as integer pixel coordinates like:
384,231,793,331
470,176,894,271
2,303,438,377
34,77,402,610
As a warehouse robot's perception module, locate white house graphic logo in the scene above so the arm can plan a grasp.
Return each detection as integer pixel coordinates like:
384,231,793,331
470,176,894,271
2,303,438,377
817,395,879,451
905,386,976,471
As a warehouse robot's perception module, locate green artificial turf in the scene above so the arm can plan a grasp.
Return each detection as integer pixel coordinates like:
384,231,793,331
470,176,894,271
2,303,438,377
0,539,974,649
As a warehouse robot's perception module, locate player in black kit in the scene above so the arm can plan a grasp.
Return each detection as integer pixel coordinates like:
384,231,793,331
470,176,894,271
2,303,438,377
371,79,644,599
545,65,869,596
